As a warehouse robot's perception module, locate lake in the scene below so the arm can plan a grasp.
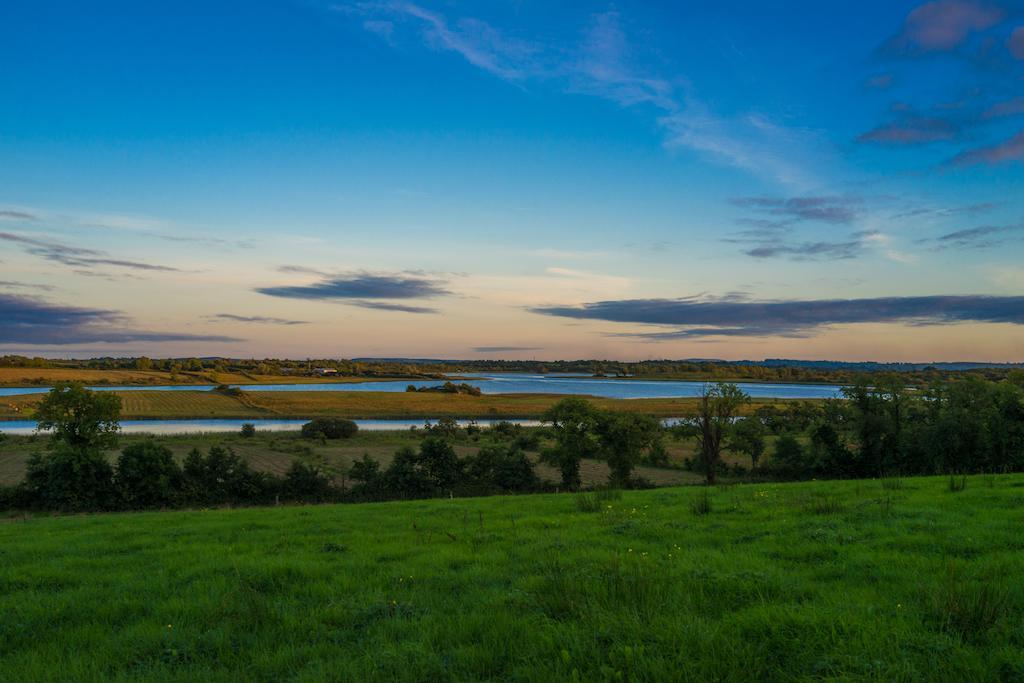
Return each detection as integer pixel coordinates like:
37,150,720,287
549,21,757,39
0,372,845,400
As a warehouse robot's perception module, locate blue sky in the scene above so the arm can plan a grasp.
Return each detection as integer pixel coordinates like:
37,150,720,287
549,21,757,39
2,0,1023,361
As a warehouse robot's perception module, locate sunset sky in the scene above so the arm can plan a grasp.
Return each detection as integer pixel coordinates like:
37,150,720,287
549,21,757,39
2,0,1023,361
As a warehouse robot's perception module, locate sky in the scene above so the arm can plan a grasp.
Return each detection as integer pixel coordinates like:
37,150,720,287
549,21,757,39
1,0,1023,362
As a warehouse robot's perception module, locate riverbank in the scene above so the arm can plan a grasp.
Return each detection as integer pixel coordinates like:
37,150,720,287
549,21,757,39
0,389,808,422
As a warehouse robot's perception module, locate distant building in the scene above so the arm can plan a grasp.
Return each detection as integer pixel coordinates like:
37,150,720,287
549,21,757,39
314,368,338,376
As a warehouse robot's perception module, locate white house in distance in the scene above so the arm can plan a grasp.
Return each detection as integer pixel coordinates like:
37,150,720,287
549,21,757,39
314,368,338,376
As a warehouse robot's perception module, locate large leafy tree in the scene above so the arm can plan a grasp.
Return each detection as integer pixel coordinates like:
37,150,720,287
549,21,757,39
596,412,662,486
541,397,600,490
35,382,122,451
694,383,749,485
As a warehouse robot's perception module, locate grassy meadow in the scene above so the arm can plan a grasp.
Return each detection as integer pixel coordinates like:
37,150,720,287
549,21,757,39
1,389,797,421
1,475,1022,681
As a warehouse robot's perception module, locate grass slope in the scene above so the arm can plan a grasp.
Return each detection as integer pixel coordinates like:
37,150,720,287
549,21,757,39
1,476,1022,681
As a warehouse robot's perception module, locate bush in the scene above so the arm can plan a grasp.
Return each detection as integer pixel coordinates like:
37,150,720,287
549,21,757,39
23,445,116,512
240,423,256,438
182,445,270,506
282,461,336,502
114,442,182,509
466,444,538,492
301,418,358,440
0,484,26,510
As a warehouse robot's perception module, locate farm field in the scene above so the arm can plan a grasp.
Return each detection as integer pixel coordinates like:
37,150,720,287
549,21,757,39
0,429,710,488
1,475,1022,680
0,367,413,388
1,389,800,421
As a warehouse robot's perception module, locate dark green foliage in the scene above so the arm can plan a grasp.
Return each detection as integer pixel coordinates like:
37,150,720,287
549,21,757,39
240,423,256,438
729,416,766,470
420,417,461,439
182,445,271,506
770,434,811,478
949,474,967,492
465,443,538,492
114,442,182,509
693,383,749,485
406,381,481,396
595,411,662,486
23,445,116,512
35,382,122,451
212,384,243,397
541,397,600,490
301,418,359,440
283,461,336,502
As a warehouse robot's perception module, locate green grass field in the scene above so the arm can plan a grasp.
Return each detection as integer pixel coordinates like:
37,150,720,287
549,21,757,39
1,475,1021,681
2,389,797,421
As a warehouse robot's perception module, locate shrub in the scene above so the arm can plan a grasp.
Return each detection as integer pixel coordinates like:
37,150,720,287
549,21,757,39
114,441,182,509
23,445,116,512
212,384,243,397
949,474,967,492
301,418,358,440
240,423,256,438
282,461,336,502
466,444,538,492
182,445,269,505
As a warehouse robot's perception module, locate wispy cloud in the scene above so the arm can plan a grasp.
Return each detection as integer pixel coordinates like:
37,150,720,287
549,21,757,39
0,231,179,272
948,129,1024,165
742,239,864,261
1012,26,1024,59
257,271,450,300
1,293,241,345
0,280,56,292
0,209,37,221
730,196,862,226
882,0,1006,55
349,300,438,313
257,271,449,313
982,96,1024,120
923,222,1024,249
207,313,310,325
531,293,1024,338
857,116,958,145
340,3,827,189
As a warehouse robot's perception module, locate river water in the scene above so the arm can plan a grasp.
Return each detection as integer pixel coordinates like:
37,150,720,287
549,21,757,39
0,372,844,400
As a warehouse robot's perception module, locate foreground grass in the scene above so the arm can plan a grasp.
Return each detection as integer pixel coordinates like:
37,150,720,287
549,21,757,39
2,389,799,421
2,476,1022,681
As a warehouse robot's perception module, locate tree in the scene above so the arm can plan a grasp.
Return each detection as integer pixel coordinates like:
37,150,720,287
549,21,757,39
729,416,766,471
114,442,182,508
300,418,358,440
596,412,661,486
541,397,600,490
35,382,122,451
693,383,748,485
23,383,123,511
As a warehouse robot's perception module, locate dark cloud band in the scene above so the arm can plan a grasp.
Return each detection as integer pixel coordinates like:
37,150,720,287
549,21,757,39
532,294,1024,338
